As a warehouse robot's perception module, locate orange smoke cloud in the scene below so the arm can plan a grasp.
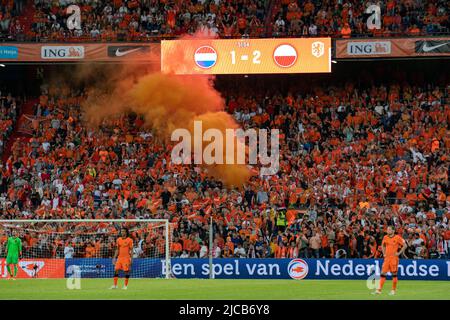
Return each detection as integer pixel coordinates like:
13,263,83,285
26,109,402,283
81,32,250,187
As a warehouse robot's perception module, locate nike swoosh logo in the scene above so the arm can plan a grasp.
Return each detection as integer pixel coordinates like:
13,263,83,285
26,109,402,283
421,42,450,52
115,48,142,57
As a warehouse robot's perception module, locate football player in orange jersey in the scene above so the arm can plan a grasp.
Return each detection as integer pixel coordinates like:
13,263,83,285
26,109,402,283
110,229,133,290
372,226,407,295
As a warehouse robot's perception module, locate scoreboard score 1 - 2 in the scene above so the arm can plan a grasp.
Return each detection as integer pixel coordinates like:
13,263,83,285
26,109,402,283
161,38,331,75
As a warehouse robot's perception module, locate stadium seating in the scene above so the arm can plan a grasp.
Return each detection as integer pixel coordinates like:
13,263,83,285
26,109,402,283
0,92,19,160
1,80,448,260
270,0,449,37
0,0,27,41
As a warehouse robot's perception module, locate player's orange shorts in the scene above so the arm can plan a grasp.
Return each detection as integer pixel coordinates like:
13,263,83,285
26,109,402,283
115,257,131,272
381,257,399,274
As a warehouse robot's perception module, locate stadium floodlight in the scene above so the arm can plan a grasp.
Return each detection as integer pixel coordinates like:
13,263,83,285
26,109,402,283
0,219,171,280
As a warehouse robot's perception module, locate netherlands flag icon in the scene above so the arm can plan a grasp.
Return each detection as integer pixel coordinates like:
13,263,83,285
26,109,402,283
273,44,297,68
194,46,217,69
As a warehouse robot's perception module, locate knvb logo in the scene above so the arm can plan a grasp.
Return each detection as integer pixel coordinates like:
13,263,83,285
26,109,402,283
41,46,85,59
171,121,280,176
311,41,325,58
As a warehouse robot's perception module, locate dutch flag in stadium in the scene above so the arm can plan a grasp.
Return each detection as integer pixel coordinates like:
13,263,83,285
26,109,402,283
273,44,298,68
194,46,217,69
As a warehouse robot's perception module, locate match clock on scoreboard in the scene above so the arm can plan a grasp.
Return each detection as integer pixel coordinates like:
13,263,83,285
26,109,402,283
161,38,331,75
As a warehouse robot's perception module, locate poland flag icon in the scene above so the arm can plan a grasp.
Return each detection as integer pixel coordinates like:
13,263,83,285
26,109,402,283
273,44,297,68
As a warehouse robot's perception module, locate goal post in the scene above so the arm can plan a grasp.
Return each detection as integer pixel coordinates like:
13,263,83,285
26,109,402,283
0,219,171,279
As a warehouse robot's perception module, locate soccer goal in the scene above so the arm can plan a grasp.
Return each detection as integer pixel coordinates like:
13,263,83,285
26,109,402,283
0,219,171,279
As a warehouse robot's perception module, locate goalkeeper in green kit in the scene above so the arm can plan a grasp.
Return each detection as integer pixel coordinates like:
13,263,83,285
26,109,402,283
5,230,22,280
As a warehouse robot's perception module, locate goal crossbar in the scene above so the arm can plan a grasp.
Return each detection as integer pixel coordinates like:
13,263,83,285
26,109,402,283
0,219,169,223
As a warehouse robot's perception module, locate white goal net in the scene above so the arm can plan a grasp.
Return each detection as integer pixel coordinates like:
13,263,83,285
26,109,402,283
0,219,171,279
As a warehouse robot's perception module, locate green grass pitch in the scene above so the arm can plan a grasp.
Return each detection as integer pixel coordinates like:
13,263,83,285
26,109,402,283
0,279,449,300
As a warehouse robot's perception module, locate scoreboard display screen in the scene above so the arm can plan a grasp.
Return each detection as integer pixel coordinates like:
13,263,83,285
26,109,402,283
161,38,331,75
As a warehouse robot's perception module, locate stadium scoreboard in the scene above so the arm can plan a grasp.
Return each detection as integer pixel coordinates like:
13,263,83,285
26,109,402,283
161,38,331,75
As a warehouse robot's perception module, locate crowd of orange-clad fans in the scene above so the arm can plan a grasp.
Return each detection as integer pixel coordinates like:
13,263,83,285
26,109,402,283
0,0,26,40
1,0,447,41
0,74,448,260
0,91,19,159
271,0,448,37
28,0,268,41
